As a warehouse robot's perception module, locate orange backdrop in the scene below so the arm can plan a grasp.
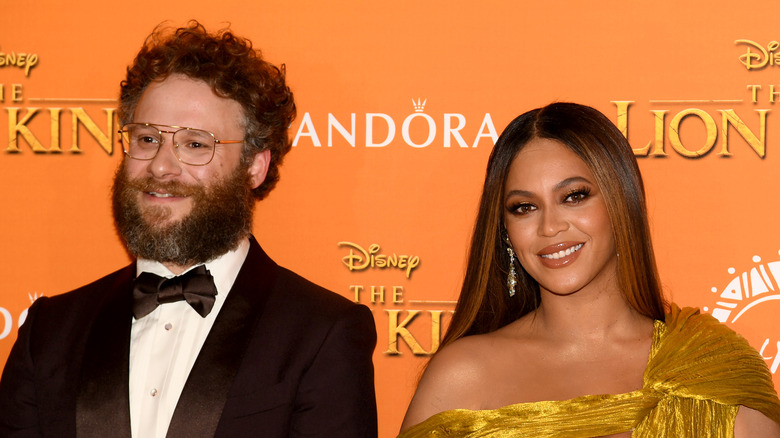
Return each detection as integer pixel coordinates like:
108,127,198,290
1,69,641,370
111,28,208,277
2,1,779,436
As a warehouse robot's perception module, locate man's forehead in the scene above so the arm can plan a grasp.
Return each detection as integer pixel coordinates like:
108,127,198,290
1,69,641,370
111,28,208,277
133,74,245,134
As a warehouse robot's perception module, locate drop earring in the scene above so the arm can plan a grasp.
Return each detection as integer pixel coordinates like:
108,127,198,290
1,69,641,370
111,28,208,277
505,235,517,297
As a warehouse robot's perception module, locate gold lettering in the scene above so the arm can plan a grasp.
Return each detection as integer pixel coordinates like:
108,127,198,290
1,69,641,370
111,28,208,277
748,85,762,103
24,54,37,76
770,85,780,103
668,109,717,158
384,310,452,356
385,310,427,355
49,108,62,152
338,241,371,271
392,286,404,304
613,101,666,157
647,111,668,156
405,256,420,278
0,49,39,77
349,285,363,303
613,100,632,139
70,108,115,153
7,107,45,152
371,286,385,304
429,310,444,354
736,39,769,70
11,84,22,102
0,84,3,102
719,109,767,158
338,241,421,278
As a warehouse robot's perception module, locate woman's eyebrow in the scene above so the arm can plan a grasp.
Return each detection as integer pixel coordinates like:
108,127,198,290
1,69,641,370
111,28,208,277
553,176,592,191
506,176,593,198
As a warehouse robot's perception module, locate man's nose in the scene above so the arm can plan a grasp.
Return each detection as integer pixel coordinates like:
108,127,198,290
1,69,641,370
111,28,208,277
147,135,182,179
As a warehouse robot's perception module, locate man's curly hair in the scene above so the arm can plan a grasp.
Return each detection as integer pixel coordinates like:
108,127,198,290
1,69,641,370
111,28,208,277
118,21,296,200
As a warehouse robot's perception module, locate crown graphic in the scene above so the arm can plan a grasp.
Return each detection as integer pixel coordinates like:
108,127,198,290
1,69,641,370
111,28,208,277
28,292,43,303
412,98,427,113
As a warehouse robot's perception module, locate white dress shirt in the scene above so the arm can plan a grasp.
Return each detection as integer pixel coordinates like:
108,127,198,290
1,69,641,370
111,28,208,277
128,238,250,438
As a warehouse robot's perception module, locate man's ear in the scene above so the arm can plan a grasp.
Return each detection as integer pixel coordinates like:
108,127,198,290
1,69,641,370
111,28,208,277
247,149,271,189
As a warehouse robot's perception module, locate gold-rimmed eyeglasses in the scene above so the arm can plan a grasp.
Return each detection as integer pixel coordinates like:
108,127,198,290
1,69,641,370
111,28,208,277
118,123,244,166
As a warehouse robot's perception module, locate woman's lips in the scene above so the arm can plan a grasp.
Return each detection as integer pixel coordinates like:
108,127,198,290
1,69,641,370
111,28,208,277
538,242,584,268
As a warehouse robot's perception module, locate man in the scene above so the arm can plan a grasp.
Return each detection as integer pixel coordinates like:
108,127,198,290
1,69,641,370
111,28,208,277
0,22,378,438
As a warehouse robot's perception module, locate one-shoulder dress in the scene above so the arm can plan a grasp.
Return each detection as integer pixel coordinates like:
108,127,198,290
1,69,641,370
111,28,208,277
398,306,780,437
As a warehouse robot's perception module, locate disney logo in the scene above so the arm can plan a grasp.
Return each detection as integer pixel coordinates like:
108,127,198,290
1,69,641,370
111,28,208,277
735,39,779,71
0,47,39,77
338,241,420,279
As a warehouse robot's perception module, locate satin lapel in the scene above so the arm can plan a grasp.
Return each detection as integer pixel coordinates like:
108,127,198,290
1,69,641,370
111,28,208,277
76,264,135,438
166,239,278,438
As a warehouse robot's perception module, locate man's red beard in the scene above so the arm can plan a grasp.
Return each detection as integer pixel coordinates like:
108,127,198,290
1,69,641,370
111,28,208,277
112,162,256,267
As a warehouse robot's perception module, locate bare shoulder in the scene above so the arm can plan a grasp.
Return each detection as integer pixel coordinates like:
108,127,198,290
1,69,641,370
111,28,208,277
734,406,780,437
399,334,500,431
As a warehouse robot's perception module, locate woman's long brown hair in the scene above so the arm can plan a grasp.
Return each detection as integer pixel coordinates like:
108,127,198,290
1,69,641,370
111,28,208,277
440,102,667,349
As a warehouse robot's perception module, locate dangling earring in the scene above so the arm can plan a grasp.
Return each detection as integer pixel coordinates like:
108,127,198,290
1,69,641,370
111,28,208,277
505,234,517,297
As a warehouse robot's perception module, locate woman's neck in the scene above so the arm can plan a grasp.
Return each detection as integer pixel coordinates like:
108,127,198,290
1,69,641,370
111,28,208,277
526,288,652,343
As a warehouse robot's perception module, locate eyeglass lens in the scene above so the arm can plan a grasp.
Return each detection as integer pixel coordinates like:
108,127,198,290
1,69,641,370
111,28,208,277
122,124,216,165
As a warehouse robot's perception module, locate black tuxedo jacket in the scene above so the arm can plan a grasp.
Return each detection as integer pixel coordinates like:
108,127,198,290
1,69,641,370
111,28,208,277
0,239,378,437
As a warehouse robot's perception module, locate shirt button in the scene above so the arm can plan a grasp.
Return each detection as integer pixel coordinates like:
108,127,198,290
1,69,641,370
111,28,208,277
150,388,158,397
164,323,173,331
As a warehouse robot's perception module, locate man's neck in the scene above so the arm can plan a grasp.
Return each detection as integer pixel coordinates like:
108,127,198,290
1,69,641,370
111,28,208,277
149,236,250,276
162,263,191,276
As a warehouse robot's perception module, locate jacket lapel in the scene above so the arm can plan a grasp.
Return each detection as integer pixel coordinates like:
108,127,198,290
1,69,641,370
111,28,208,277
166,238,278,438
76,265,135,438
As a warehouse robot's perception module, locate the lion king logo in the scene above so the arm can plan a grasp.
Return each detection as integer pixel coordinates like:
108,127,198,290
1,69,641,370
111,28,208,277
705,252,780,324
704,251,780,374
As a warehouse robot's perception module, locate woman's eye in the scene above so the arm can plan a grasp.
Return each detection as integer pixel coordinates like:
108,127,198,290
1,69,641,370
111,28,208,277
564,189,591,204
510,203,536,215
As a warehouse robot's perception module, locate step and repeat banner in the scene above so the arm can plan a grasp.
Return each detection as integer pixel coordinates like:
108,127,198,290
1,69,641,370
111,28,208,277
2,1,779,436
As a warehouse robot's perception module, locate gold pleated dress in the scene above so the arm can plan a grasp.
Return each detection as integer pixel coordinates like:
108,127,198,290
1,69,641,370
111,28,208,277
398,306,780,437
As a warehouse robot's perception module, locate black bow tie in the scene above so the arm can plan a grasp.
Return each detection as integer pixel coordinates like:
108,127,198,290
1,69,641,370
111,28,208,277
132,265,218,319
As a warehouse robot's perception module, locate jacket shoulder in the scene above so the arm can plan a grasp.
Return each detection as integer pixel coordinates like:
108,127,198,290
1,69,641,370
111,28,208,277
274,267,361,313
33,264,135,317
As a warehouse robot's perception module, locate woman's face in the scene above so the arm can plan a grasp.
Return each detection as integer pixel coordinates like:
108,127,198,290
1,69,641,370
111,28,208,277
503,137,617,297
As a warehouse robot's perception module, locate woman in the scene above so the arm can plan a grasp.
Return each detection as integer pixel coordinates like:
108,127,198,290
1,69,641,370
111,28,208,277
399,103,780,437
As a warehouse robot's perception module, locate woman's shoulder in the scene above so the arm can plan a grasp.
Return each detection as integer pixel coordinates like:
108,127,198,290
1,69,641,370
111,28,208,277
420,332,506,398
399,336,499,428
660,304,751,349
400,326,532,431
428,323,531,383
